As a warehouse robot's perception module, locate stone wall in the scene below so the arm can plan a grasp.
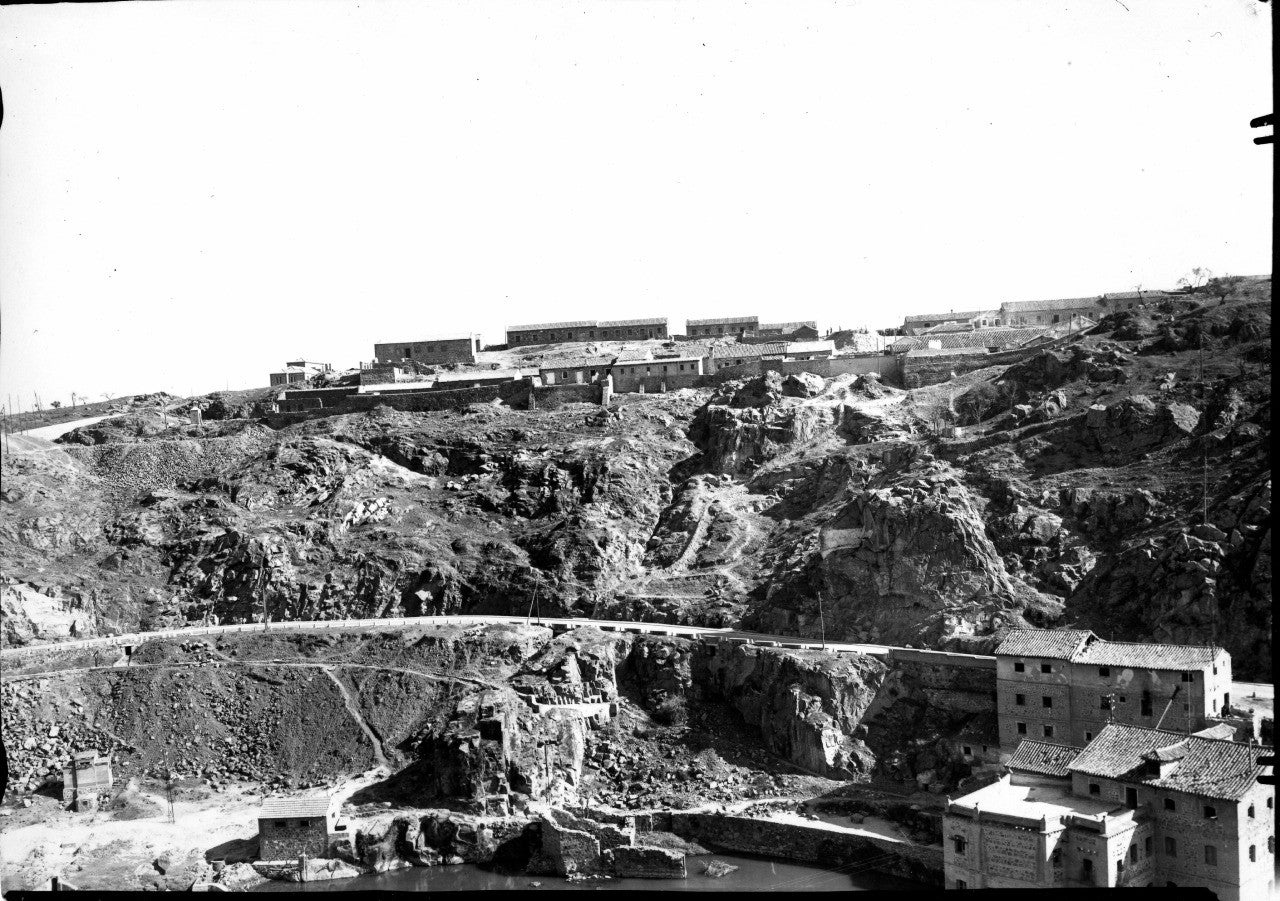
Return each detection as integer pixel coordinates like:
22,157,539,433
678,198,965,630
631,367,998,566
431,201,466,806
530,384,602,409
698,355,904,388
259,819,332,860
670,813,943,885
269,381,533,426
374,338,476,366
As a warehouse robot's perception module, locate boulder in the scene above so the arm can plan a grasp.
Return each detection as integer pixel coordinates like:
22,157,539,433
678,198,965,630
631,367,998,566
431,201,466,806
608,845,687,878
782,372,825,398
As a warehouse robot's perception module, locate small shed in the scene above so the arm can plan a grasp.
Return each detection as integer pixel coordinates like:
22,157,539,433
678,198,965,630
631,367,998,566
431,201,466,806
258,795,343,860
62,750,113,810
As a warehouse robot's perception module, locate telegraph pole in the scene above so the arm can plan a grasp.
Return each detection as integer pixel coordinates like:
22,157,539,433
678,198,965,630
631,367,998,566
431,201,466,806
817,589,827,651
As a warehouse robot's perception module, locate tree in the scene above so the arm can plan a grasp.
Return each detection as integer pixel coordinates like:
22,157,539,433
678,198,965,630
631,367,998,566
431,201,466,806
50,400,62,409
1177,267,1214,293
1205,275,1245,303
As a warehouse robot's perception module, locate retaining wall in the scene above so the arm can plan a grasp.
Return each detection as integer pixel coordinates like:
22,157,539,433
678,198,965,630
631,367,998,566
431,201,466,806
669,813,943,885
530,383,602,409
699,354,904,388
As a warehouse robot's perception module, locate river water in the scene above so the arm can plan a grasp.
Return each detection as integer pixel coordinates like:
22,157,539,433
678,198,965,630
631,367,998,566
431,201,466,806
254,852,923,893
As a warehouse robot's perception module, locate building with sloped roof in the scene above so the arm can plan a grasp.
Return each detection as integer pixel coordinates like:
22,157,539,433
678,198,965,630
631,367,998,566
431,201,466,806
258,795,345,860
538,355,618,386
995,628,1234,749
900,309,1000,335
889,327,1048,354
704,341,787,374
506,318,668,346
269,361,332,387
945,725,1274,897
374,334,480,366
685,315,759,339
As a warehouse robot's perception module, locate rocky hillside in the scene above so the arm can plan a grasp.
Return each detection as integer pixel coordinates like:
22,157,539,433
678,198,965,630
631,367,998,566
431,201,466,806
0,281,1270,678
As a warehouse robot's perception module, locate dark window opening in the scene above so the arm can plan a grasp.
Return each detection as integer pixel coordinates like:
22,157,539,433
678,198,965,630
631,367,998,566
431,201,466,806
1043,725,1055,738
1016,694,1026,706
1099,666,1110,676
1017,722,1027,735
1089,783,1101,796
1014,661,1025,673
1125,787,1138,809
953,837,967,854
1043,696,1053,708
1165,837,1177,856
1141,692,1153,717
1204,805,1217,820
1041,663,1052,674
1164,798,1176,811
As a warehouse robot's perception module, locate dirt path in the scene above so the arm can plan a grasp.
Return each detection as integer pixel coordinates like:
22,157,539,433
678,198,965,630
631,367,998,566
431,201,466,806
322,667,390,770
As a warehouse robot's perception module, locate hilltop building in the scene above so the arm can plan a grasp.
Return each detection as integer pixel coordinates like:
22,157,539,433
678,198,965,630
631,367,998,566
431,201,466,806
373,334,480,366
685,315,759,339
994,629,1238,749
505,318,668,346
61,750,113,811
944,725,1274,898
888,328,1049,354
538,355,617,385
1001,297,1108,327
609,355,705,392
269,361,332,387
704,342,787,374
899,289,1177,336
901,310,1001,335
258,795,346,860
749,321,820,341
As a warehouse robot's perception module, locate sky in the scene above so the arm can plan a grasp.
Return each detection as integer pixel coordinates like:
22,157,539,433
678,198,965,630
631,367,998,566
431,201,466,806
0,0,1272,405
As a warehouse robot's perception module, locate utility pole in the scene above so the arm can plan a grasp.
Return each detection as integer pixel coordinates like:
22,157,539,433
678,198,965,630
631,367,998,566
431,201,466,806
525,570,543,626
816,589,827,651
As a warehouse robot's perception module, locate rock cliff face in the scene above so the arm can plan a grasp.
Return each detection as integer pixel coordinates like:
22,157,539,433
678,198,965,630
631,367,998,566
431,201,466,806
0,286,1272,676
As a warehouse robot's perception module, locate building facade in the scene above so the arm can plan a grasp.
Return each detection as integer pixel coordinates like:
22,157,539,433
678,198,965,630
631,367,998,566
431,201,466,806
994,629,1232,749
269,361,332,387
685,316,759,339
373,335,480,366
62,751,113,810
609,356,704,392
506,318,668,346
946,726,1274,898
704,342,787,374
538,355,617,385
258,796,343,860
750,321,820,341
901,310,1000,335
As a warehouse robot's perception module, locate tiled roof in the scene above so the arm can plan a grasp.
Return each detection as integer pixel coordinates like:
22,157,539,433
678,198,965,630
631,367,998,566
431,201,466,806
598,317,667,328
902,310,991,325
1102,291,1174,302
1002,297,1103,313
375,334,475,344
1072,641,1222,672
687,315,759,327
613,355,703,366
758,321,818,332
615,349,654,362
432,369,521,383
538,355,616,371
890,328,1047,353
1192,724,1238,741
1006,740,1083,777
784,340,835,355
507,320,596,332
902,346,994,358
260,796,334,818
1067,724,1266,800
711,342,787,359
995,629,1096,660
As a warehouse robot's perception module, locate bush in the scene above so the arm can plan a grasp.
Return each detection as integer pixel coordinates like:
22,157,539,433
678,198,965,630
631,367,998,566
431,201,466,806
650,696,688,727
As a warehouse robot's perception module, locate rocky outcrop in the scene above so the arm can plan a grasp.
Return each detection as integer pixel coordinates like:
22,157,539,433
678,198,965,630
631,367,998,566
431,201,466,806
698,643,883,778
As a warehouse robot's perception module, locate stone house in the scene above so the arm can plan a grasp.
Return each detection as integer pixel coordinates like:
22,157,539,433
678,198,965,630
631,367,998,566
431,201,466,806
945,727,1274,897
506,318,668,346
258,796,344,860
62,750,113,810
538,355,617,386
994,629,1233,750
704,342,787,375
888,327,1047,355
1000,297,1108,327
781,339,835,361
750,321,820,341
900,310,1000,335
610,356,704,393
684,315,759,339
373,334,480,366
269,361,332,387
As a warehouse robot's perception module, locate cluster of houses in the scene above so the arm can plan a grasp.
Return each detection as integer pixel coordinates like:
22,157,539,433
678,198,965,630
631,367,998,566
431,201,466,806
945,628,1273,899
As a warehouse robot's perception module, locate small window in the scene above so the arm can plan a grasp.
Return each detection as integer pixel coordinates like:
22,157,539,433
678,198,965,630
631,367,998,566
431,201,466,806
1164,798,1176,812
1085,732,1093,742
1014,661,1025,673
1145,837,1152,858
1181,671,1194,682
1099,666,1110,677
1129,844,1138,864
1089,783,1100,796
962,745,972,756
1165,837,1177,856
955,879,967,890
1204,845,1217,867
1041,663,1052,674
1269,798,1274,810
953,837,967,854
1250,845,1256,862
1017,722,1027,735
1269,836,1275,854
1248,804,1255,818
1204,805,1217,820
1016,694,1026,706
1043,725,1055,738
1043,696,1053,708
1141,692,1153,716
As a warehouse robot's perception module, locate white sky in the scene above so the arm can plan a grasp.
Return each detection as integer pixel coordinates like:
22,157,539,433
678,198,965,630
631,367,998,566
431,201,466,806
0,0,1272,404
